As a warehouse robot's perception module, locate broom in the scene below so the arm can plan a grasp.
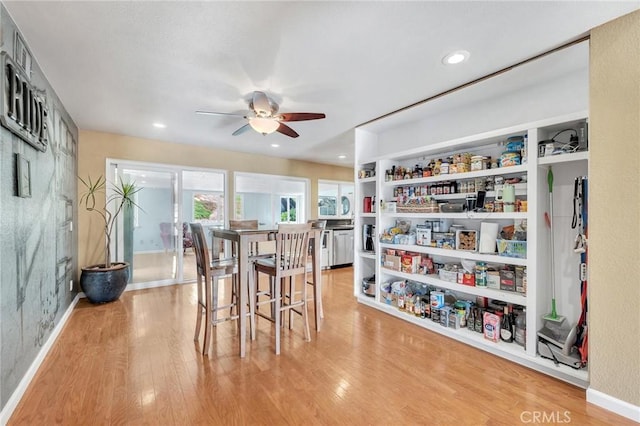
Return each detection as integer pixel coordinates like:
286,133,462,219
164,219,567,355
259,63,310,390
544,167,565,323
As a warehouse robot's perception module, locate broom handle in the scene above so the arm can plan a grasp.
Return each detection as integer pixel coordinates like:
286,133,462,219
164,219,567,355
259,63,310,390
548,167,556,300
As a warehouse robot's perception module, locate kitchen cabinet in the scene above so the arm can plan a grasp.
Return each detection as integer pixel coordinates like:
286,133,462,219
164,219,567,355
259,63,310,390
354,112,589,387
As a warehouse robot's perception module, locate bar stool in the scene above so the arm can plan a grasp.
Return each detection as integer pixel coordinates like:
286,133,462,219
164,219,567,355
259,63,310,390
191,222,241,356
253,223,312,354
303,219,325,331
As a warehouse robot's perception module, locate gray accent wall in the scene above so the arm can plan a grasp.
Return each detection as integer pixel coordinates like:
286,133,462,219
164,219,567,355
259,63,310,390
0,5,78,411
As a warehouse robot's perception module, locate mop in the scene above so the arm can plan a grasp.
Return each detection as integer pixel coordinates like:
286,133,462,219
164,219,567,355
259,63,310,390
543,167,565,323
536,169,583,369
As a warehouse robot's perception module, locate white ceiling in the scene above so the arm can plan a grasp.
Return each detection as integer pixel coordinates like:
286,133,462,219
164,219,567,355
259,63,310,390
4,1,639,167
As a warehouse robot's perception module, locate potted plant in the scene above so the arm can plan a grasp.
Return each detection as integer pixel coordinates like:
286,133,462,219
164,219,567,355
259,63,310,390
79,175,141,304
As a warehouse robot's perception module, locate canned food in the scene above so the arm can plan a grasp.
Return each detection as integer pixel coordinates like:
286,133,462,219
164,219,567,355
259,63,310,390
494,200,504,212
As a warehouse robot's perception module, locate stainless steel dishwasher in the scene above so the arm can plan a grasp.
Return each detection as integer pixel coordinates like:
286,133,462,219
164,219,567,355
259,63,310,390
331,228,354,267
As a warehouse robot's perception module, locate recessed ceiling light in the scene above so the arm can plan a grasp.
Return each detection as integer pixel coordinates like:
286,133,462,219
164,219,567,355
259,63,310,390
442,50,470,65
338,155,346,159
271,144,280,148
153,122,166,128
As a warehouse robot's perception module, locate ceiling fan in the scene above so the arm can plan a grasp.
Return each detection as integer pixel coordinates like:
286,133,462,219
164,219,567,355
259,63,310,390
196,91,326,138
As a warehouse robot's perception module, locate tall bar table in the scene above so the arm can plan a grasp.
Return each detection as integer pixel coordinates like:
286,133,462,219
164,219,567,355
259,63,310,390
211,226,322,357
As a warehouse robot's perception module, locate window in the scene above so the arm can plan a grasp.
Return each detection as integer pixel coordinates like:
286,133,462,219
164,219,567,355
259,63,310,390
193,192,224,224
235,172,308,226
280,196,298,222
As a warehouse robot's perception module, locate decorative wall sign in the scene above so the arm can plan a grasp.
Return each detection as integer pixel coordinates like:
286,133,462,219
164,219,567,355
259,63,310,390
1,52,48,152
16,153,31,197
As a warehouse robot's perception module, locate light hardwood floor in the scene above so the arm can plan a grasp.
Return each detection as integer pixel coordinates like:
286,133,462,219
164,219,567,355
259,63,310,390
9,267,631,425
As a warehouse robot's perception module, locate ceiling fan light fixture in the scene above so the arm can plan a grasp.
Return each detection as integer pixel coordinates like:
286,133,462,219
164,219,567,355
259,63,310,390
249,117,279,135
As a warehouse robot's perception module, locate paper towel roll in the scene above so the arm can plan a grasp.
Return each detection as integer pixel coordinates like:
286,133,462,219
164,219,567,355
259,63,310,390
479,222,499,253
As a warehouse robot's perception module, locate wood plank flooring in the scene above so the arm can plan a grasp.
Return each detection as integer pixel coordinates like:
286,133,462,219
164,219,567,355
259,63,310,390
9,267,631,425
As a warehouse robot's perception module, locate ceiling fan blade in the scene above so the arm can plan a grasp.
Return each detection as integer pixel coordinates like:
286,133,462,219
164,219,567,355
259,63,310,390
276,123,299,138
278,112,326,122
252,91,272,115
232,123,252,136
196,110,246,118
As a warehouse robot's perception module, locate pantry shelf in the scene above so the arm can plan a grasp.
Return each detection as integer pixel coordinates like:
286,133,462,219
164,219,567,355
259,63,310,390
356,294,588,388
537,150,588,166
359,251,376,260
381,212,528,220
357,176,377,183
383,164,528,187
379,242,528,266
355,109,590,386
380,268,527,305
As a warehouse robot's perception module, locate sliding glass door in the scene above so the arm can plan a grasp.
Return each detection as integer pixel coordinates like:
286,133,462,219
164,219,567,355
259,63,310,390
108,161,225,285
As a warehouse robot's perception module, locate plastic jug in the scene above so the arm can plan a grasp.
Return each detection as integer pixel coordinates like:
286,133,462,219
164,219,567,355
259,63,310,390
496,183,516,212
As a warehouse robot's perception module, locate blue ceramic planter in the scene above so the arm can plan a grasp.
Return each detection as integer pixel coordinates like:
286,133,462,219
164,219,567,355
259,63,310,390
80,262,130,304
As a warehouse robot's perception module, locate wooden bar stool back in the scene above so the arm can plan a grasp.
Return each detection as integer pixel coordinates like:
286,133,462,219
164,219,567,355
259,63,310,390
190,222,239,356
253,222,312,354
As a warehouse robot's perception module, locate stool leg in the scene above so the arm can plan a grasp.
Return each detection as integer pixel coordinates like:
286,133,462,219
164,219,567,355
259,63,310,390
288,277,295,330
212,277,219,327
202,276,212,356
302,272,311,342
274,277,282,355
248,268,256,341
194,274,203,341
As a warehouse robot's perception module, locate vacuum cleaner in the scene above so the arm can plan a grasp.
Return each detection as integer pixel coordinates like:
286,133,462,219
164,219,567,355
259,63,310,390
537,321,583,369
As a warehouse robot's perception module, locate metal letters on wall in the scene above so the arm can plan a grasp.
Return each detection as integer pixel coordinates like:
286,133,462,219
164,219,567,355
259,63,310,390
0,52,48,152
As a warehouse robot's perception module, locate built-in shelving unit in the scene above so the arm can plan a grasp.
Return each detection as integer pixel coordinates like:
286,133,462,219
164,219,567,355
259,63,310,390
354,111,589,388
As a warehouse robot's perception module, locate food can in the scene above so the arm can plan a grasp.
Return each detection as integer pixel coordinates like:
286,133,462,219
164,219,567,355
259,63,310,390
494,200,504,212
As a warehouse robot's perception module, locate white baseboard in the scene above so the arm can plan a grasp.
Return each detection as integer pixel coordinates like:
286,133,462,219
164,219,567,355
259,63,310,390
77,279,194,299
587,387,640,423
0,293,81,426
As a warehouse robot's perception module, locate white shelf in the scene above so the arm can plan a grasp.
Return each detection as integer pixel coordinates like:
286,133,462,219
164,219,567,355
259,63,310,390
359,212,376,218
383,164,528,187
537,151,588,165
358,176,377,183
379,268,527,305
359,251,376,260
427,188,527,201
379,243,528,266
381,211,528,220
356,295,588,388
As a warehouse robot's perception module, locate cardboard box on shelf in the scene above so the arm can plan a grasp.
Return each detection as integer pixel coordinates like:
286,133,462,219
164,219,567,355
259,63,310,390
487,270,501,289
383,254,401,271
401,254,421,274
